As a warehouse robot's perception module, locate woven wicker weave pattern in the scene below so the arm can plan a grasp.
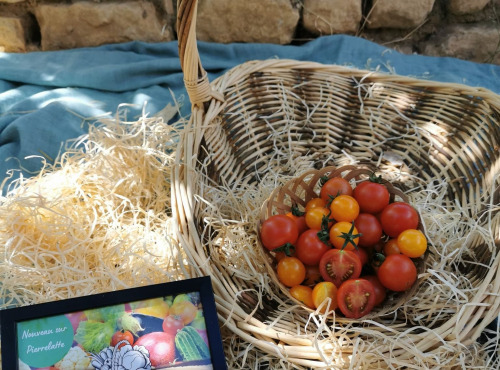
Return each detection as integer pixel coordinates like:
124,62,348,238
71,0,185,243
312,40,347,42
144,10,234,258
173,0,500,368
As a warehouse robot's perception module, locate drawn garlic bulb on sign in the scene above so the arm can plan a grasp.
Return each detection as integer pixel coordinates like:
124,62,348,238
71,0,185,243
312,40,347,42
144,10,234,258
90,340,152,370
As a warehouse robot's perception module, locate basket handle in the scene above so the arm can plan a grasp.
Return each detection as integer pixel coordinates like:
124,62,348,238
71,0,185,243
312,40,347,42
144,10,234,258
177,0,224,107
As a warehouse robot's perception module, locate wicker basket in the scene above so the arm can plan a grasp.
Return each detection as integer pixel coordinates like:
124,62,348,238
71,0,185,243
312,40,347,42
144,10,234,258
172,0,500,368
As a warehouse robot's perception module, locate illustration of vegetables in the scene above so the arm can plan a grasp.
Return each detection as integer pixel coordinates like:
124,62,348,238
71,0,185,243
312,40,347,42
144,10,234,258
134,332,177,367
75,304,143,353
175,326,210,362
55,346,92,369
90,340,151,370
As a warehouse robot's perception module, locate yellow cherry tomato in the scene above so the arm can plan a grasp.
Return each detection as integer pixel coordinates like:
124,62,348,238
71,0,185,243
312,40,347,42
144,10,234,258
305,197,327,211
290,285,315,309
397,229,427,258
329,221,360,250
277,257,306,287
305,207,331,229
329,195,360,222
312,281,338,313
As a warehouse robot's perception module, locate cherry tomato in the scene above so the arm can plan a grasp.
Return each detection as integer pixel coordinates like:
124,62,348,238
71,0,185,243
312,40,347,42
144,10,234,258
111,329,134,347
277,257,306,287
383,239,400,256
380,202,419,238
295,229,331,266
305,207,331,230
312,281,338,312
363,275,387,306
260,214,299,251
329,221,360,250
353,180,390,214
303,264,322,286
377,254,417,292
162,315,184,335
330,195,359,223
320,177,353,202
319,249,362,287
290,285,315,309
353,247,368,266
337,279,376,319
286,212,308,235
305,197,326,211
397,229,427,258
354,213,383,247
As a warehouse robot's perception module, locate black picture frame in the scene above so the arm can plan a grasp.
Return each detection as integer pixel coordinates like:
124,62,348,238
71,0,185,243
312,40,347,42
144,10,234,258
1,276,227,370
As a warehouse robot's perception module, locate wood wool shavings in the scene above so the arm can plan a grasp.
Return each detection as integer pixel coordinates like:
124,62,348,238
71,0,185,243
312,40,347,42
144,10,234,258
0,110,187,309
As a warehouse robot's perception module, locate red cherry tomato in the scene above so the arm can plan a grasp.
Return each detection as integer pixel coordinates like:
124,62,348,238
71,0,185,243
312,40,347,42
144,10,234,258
354,213,383,247
353,180,390,214
286,212,308,235
337,279,376,319
320,177,353,202
319,249,362,287
380,202,419,238
383,239,400,256
260,214,299,251
295,229,331,266
377,254,417,292
303,264,322,286
353,247,368,266
363,275,387,306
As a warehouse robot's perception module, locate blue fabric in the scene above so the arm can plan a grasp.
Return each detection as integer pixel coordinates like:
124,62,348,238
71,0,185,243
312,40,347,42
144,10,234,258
1,35,500,193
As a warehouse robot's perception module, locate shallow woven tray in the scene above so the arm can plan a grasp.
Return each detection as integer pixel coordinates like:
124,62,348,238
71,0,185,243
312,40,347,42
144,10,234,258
258,164,428,319
172,0,500,368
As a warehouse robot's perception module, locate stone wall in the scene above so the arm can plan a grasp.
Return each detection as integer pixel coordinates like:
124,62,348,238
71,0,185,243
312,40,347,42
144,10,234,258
0,0,499,65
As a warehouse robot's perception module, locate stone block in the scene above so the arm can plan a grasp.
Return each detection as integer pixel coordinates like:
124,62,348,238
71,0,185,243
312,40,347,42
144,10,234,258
196,0,300,44
448,0,491,15
34,1,174,51
0,16,26,52
367,0,435,29
303,0,362,35
422,23,500,64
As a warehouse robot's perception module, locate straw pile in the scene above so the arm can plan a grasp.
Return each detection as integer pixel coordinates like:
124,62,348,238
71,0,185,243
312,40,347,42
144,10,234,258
0,107,187,310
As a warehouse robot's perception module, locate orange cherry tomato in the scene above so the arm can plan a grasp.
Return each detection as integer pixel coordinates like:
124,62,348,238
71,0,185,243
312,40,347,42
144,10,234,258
329,195,360,223
305,207,331,230
397,229,427,258
305,197,326,212
383,239,400,256
329,221,360,250
312,281,338,313
290,285,315,309
277,257,306,287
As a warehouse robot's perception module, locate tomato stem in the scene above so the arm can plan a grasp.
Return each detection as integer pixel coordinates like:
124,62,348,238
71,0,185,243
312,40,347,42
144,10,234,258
272,243,295,256
290,204,305,217
372,252,386,266
340,221,363,251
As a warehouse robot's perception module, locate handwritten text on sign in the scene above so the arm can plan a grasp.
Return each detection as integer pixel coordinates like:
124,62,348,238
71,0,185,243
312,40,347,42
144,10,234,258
17,315,74,368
